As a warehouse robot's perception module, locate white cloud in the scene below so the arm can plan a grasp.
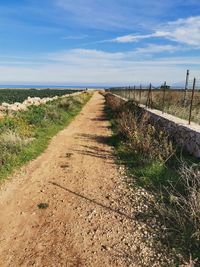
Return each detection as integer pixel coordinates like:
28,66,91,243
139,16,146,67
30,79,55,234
164,16,200,45
134,44,180,54
112,16,200,46
112,32,167,43
0,49,200,85
47,45,182,66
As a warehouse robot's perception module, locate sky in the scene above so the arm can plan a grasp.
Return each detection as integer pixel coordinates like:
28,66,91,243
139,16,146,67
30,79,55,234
0,0,200,86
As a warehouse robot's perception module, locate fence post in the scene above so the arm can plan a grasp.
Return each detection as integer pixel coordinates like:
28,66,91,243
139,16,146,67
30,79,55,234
139,84,142,104
133,86,136,101
150,83,153,108
145,86,148,107
162,81,167,114
188,77,196,125
146,83,152,107
183,69,190,107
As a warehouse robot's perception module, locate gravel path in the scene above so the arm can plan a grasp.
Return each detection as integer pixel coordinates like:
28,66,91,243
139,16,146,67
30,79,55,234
0,92,175,267
0,92,136,266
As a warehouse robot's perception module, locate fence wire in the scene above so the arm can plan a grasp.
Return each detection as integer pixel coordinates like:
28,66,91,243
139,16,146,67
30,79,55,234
106,80,200,125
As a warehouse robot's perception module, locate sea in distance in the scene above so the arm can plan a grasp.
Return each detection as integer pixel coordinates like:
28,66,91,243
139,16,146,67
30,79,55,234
0,85,106,89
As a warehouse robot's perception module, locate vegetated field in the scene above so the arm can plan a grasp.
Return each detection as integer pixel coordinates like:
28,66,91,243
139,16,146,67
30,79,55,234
110,88,200,124
0,89,81,104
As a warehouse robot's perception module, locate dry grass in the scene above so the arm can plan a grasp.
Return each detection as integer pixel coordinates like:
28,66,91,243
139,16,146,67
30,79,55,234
0,130,29,167
155,163,200,263
105,93,174,162
117,110,174,162
111,89,200,124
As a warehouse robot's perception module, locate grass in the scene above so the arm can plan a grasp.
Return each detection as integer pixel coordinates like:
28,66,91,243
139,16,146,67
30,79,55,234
0,92,92,181
105,93,200,265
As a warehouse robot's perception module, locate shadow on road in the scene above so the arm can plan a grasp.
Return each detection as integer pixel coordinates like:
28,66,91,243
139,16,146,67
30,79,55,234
50,181,134,221
90,117,108,122
76,133,111,145
72,144,115,161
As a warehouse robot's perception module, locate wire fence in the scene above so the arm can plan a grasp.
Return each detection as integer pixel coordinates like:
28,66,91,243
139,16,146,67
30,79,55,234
106,75,200,125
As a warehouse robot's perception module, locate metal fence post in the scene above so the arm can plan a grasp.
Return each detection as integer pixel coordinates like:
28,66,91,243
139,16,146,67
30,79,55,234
188,77,196,125
139,84,142,104
150,83,153,108
145,86,148,107
146,83,152,107
183,69,190,107
162,81,166,114
133,86,136,101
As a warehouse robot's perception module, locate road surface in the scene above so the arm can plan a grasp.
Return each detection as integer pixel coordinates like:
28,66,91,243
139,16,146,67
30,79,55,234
0,92,136,267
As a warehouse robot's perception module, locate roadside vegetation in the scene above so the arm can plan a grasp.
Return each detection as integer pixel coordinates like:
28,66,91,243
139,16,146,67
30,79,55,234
105,93,200,266
0,92,91,180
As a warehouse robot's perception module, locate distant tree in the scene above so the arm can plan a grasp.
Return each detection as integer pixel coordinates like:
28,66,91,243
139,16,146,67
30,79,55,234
160,85,170,89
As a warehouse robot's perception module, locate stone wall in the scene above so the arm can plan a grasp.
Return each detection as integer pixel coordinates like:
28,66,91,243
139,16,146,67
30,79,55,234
0,91,84,113
110,93,200,158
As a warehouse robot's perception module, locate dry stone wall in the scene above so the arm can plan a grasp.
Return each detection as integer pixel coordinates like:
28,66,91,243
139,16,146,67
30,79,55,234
111,93,200,158
0,91,83,113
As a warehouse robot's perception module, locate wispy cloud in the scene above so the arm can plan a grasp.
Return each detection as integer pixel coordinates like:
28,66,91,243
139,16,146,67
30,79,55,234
112,32,167,43
164,16,200,45
62,34,88,40
55,0,182,30
134,44,181,54
111,16,200,46
46,48,200,66
1,48,200,85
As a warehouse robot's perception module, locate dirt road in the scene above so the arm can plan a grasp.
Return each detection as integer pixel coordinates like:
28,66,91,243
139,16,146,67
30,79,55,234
0,92,138,267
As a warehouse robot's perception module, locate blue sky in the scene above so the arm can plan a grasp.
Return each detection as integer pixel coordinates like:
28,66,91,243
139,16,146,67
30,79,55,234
0,0,200,86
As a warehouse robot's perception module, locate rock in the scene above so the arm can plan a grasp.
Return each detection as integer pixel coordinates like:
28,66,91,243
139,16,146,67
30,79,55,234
101,245,108,251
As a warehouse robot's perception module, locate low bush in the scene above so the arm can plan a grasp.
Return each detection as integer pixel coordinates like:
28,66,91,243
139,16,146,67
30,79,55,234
57,98,71,110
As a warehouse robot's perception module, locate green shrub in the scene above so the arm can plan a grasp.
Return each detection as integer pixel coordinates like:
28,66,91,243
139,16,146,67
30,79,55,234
57,98,71,110
24,106,46,125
